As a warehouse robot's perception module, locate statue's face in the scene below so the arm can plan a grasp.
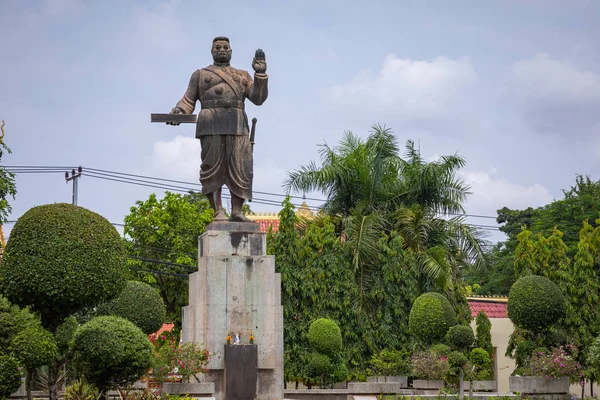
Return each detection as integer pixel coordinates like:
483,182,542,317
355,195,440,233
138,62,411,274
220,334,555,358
212,40,232,63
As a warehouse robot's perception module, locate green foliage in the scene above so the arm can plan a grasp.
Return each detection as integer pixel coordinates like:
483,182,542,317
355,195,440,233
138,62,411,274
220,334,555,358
309,318,343,356
0,355,21,400
0,295,38,353
370,349,410,376
469,348,491,369
71,316,153,393
448,350,468,369
54,316,79,357
153,341,210,383
96,281,166,334
507,275,566,333
0,203,127,331
11,325,58,368
410,350,450,380
429,344,451,356
124,192,213,328
0,141,17,226
307,352,332,376
475,311,493,352
446,325,474,351
63,378,98,400
409,292,457,345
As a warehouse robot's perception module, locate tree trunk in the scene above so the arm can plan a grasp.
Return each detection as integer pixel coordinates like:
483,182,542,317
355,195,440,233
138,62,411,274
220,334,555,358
591,379,594,397
581,380,585,398
26,367,33,400
47,363,60,400
459,369,464,400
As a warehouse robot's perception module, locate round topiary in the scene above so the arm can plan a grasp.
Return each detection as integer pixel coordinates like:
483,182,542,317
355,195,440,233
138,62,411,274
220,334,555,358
96,281,166,334
308,318,342,356
0,204,127,331
408,292,457,345
429,343,451,356
11,325,58,368
469,347,491,368
507,275,565,333
447,325,475,350
0,355,22,400
307,352,332,376
448,350,468,369
71,316,153,392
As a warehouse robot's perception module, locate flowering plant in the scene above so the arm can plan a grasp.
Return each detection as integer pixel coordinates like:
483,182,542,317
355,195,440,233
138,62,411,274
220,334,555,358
153,342,211,383
526,345,582,381
249,331,254,345
410,350,450,380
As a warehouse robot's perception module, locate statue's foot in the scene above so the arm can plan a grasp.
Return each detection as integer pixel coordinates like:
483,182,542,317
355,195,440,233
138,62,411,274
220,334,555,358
229,213,253,223
214,209,228,221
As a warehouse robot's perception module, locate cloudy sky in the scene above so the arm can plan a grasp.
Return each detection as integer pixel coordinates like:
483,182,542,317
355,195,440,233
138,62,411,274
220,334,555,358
1,0,599,242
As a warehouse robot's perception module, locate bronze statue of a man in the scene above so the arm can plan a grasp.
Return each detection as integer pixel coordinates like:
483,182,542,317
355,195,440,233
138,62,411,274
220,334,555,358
170,36,268,222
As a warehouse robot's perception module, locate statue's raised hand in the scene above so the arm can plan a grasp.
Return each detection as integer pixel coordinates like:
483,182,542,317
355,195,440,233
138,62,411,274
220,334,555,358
252,49,267,74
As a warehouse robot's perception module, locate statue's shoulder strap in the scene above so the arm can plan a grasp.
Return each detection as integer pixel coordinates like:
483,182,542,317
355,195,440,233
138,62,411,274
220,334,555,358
202,65,243,99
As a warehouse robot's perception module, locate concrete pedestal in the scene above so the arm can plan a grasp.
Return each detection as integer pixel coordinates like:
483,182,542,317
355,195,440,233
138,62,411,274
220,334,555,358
182,225,284,400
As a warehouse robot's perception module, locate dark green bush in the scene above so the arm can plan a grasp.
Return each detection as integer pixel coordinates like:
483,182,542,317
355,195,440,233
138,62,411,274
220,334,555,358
0,355,21,400
96,281,166,334
475,311,492,352
0,204,127,330
370,348,410,376
408,292,457,345
469,347,491,369
507,275,565,333
71,316,153,394
448,350,468,369
429,343,451,356
308,318,342,356
11,325,58,368
307,352,332,376
447,325,475,351
54,316,79,356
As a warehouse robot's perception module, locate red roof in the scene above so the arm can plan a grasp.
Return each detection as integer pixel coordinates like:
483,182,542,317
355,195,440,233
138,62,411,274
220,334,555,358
468,300,508,318
256,219,280,233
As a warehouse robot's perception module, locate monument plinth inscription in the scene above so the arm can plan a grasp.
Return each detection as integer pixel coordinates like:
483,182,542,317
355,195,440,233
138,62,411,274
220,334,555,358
152,37,283,400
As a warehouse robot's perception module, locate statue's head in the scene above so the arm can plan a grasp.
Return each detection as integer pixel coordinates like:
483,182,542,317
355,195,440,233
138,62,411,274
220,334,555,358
212,36,232,64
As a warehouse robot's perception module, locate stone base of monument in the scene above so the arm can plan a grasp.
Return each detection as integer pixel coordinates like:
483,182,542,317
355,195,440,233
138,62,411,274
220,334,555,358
225,345,258,400
182,223,284,400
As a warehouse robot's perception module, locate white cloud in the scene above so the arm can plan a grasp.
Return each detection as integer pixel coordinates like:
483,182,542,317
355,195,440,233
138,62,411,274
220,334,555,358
327,54,478,121
509,53,600,133
462,170,554,217
151,135,201,183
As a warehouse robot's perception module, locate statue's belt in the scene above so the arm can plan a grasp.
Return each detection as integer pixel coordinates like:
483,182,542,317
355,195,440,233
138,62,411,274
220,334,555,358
200,99,245,110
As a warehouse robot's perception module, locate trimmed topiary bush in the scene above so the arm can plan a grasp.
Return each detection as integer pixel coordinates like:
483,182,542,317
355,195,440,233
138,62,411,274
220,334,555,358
308,318,342,356
409,292,457,345
470,347,491,369
447,325,475,351
71,316,153,398
475,311,493,352
96,281,166,334
0,355,21,400
54,316,79,357
429,343,451,356
0,203,127,331
11,325,58,369
507,275,565,333
448,350,468,369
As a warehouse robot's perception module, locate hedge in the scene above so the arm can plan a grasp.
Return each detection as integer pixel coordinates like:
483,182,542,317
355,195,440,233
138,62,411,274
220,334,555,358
308,318,342,356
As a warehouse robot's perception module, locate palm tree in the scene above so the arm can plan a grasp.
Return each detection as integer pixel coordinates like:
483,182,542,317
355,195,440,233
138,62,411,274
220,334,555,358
284,124,486,296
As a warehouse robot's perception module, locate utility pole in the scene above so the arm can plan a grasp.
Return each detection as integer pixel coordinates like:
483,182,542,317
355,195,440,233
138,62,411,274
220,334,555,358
65,166,82,205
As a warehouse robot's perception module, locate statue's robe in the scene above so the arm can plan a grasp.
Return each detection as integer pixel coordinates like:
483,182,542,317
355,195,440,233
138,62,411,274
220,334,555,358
174,65,268,200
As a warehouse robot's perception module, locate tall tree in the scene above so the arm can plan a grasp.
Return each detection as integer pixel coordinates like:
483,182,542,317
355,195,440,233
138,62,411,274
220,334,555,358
0,139,17,226
124,191,213,328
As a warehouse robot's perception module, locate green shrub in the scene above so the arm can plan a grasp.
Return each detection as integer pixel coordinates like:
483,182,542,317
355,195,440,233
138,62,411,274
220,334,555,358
0,204,127,331
63,379,98,400
11,325,58,368
96,281,166,334
429,343,451,356
0,355,21,400
370,348,410,376
308,318,342,356
410,350,450,380
448,350,468,370
507,275,565,333
54,316,79,356
71,316,153,394
475,311,492,352
408,292,457,345
447,325,475,351
469,347,491,369
307,352,332,376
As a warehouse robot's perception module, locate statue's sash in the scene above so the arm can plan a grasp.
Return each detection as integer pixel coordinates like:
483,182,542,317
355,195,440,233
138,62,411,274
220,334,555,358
202,65,243,99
